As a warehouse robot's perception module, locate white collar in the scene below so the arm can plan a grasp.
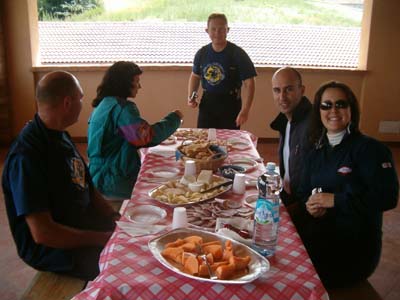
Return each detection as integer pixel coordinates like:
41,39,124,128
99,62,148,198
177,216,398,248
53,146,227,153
326,130,346,146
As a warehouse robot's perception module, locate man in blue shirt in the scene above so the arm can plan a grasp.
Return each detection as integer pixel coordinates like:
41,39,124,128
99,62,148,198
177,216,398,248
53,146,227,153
187,13,257,129
2,71,119,280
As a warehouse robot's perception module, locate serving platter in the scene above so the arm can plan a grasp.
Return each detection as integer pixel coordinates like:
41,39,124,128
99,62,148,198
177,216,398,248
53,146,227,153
148,228,269,284
186,201,254,231
173,128,208,140
148,175,232,207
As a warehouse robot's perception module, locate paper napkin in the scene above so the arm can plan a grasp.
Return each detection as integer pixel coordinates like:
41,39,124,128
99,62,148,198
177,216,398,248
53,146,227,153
116,221,167,237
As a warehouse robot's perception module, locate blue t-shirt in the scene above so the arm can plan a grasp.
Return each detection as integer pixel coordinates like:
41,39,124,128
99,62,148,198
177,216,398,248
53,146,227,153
192,41,257,94
2,114,99,272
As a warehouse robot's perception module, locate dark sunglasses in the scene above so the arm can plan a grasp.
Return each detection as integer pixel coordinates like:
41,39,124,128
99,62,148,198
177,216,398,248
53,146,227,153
320,100,350,111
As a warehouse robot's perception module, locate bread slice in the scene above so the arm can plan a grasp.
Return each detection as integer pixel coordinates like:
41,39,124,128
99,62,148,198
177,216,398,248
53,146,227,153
197,170,213,184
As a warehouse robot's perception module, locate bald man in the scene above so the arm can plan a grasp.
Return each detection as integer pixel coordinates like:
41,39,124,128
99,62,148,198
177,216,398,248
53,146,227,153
2,71,118,280
270,67,312,209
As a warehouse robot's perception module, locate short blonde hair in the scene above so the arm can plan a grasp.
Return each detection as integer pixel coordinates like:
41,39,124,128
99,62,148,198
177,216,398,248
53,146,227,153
207,13,228,27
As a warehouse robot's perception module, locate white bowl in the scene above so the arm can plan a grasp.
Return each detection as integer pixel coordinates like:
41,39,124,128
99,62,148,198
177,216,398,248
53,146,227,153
188,182,204,192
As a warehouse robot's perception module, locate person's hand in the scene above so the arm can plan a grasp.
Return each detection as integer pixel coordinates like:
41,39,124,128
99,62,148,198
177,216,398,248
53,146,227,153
187,91,198,108
235,110,249,127
173,109,184,120
306,202,327,218
306,192,334,218
187,98,198,108
283,178,291,195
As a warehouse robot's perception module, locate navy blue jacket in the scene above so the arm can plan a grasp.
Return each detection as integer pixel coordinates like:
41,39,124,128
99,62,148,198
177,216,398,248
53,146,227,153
297,132,399,287
2,114,112,273
270,96,312,205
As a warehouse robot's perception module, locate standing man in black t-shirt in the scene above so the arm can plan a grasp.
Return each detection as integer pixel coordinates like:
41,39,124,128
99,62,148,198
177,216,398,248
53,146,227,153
2,71,119,280
187,13,257,129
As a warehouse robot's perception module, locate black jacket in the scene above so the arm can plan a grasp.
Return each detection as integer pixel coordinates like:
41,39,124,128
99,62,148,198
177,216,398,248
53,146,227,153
297,132,399,287
270,96,312,205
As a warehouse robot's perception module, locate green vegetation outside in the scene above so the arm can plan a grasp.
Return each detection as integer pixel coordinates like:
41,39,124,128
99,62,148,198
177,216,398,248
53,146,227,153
41,0,362,27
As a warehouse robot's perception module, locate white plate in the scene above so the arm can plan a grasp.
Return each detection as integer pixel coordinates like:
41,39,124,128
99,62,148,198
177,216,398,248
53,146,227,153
244,194,258,208
227,138,245,144
126,205,167,224
229,154,264,164
229,141,251,151
148,228,269,284
150,167,180,178
229,158,258,172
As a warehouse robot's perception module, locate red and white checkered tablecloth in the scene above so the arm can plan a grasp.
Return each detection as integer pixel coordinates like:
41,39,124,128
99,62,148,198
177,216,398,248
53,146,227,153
72,129,329,300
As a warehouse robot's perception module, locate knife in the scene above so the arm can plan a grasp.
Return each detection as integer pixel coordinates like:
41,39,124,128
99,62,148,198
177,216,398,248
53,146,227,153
200,180,233,193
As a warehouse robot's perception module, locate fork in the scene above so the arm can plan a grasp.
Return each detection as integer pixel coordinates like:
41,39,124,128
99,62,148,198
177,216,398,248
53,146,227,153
196,244,218,280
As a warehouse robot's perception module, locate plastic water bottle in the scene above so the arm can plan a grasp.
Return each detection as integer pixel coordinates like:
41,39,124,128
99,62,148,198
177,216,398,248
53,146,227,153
252,162,281,257
264,162,282,195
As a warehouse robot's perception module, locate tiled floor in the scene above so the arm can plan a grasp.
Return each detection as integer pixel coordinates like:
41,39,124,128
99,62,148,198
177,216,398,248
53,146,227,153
0,142,399,300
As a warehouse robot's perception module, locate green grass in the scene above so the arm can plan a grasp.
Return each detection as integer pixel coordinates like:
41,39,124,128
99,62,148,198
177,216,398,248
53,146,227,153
62,0,361,27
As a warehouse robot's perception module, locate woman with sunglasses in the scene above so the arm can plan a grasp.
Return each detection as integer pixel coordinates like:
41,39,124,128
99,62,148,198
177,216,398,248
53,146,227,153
297,81,398,288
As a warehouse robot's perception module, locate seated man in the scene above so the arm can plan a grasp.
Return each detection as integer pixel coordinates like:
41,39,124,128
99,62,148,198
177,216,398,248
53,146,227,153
270,67,312,225
2,71,119,280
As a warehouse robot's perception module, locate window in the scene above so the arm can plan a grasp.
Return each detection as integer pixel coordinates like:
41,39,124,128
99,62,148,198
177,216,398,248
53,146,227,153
38,0,364,69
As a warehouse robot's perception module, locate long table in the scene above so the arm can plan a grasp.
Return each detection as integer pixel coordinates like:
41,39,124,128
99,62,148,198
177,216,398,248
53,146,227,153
73,129,329,300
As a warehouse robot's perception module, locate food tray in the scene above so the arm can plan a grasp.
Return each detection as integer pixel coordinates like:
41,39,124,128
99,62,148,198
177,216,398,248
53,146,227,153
148,175,232,207
148,228,269,284
173,129,208,140
187,201,254,231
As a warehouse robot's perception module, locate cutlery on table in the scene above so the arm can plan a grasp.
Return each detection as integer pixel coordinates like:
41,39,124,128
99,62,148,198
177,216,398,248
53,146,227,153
196,244,218,280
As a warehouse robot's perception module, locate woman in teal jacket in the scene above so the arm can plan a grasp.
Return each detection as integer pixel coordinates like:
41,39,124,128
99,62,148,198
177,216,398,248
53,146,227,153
88,61,183,199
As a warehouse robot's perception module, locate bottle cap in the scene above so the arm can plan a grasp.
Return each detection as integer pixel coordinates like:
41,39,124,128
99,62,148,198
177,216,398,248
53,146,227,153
266,162,276,171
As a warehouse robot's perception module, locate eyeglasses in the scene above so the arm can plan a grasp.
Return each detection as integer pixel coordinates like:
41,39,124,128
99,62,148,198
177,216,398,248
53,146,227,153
320,100,350,111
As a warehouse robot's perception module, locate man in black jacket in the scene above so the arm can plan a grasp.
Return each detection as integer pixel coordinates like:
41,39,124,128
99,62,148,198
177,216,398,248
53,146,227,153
270,67,312,216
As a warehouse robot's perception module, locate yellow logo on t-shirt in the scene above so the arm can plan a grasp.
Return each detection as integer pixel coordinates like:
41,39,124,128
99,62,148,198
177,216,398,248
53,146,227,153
71,157,86,189
204,63,225,86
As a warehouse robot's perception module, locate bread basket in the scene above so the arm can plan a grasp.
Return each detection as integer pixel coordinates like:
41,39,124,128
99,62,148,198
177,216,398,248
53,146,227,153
176,141,227,172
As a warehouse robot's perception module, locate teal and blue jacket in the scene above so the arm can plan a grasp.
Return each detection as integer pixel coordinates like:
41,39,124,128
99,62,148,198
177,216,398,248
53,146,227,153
87,96,181,198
